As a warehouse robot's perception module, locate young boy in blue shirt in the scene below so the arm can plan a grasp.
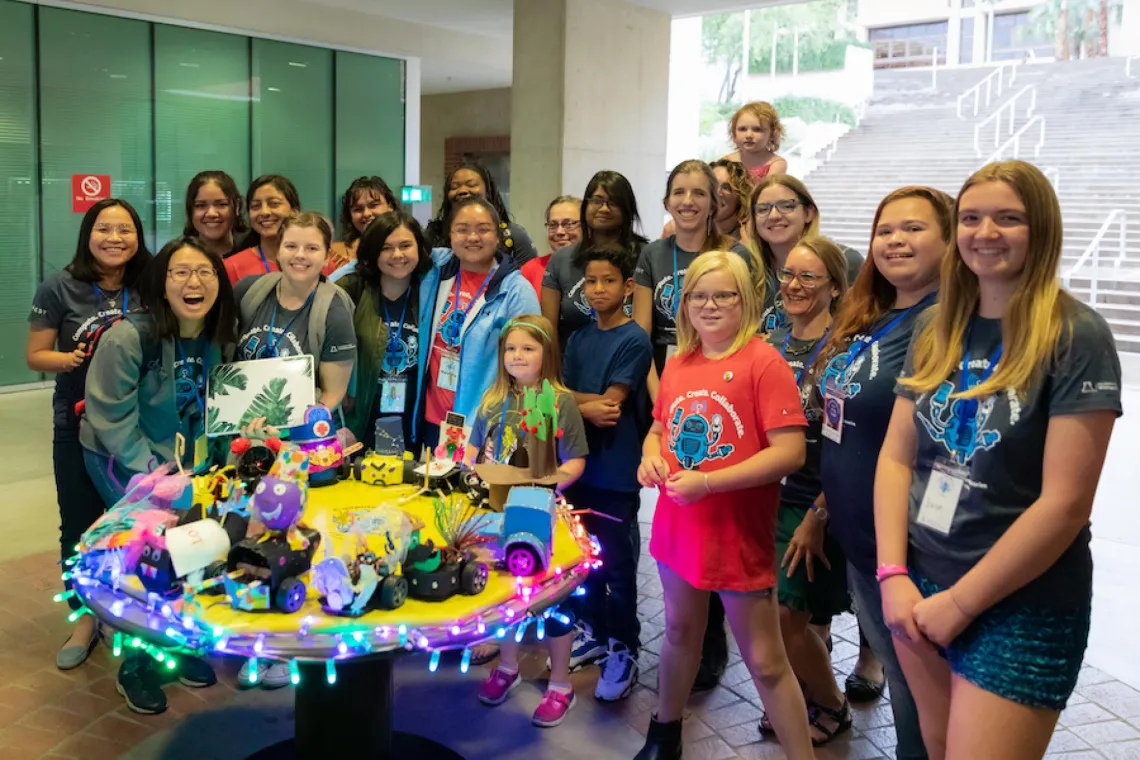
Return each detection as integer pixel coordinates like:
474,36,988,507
562,243,653,701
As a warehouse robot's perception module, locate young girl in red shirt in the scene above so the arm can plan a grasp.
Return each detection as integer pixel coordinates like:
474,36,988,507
635,251,815,760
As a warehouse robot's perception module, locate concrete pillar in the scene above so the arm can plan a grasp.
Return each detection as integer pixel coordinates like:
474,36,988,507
511,0,671,242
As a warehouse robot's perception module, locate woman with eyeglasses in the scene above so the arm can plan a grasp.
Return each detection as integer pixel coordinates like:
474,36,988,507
519,194,583,298
80,236,236,715
27,199,152,671
542,171,648,349
749,175,864,334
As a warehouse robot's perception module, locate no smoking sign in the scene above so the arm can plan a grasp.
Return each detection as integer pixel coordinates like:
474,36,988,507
72,174,111,213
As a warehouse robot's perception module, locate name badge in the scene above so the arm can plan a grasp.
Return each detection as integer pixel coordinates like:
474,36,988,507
916,458,967,535
439,351,460,392
380,377,408,413
821,391,845,444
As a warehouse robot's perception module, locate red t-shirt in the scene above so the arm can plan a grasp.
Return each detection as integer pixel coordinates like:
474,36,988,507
425,268,492,425
649,337,807,592
519,254,551,299
225,247,278,284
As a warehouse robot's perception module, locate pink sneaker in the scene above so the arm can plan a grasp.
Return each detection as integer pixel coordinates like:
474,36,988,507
532,688,576,727
478,668,521,706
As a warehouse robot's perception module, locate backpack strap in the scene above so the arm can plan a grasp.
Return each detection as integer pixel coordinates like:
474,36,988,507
239,273,283,327
307,280,356,361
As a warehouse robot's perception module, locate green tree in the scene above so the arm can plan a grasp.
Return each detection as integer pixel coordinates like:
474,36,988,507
1027,0,1121,59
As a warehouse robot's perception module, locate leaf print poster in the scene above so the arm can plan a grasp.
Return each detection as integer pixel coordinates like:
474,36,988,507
205,356,315,437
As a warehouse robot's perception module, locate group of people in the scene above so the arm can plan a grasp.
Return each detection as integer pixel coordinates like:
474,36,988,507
27,99,1121,760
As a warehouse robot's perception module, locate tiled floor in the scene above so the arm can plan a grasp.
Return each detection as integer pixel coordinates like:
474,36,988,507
2,386,1139,760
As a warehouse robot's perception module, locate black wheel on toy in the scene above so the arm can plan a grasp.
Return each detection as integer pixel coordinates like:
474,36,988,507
338,460,351,480
353,458,364,481
276,577,306,613
460,561,489,594
379,575,408,609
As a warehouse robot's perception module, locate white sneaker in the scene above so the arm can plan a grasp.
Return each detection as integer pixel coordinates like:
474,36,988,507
237,659,291,689
237,659,268,689
594,639,638,702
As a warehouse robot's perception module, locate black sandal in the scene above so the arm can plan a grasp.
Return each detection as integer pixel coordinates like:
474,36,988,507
808,699,852,747
845,672,885,703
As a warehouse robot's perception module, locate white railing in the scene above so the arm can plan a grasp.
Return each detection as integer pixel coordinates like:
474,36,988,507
1063,210,1128,307
1042,166,1060,191
974,84,1036,157
1127,56,1139,79
956,62,1018,119
981,115,1046,164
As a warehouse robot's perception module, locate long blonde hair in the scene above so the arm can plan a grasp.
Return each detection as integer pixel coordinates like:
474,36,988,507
478,315,570,414
676,252,760,357
901,161,1075,399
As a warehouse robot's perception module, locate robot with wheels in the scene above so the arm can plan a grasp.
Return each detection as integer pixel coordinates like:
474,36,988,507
476,486,556,577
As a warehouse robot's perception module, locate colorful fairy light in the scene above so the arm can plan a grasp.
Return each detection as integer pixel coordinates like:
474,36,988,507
248,658,259,684
429,650,441,672
113,632,123,657
325,659,337,684
460,648,472,673
289,660,301,685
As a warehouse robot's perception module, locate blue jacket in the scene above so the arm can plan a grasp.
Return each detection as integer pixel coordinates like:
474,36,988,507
425,248,540,421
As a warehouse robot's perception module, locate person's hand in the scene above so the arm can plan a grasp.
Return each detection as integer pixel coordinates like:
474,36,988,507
241,417,281,440
637,455,670,488
880,575,927,646
781,509,830,582
580,399,621,427
664,470,708,506
913,589,975,648
58,344,86,373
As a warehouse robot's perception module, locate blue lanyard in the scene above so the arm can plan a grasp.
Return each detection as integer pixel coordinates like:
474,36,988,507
670,240,681,319
781,329,828,385
175,338,207,417
846,291,936,367
256,245,273,273
446,265,497,346
265,289,315,356
381,291,410,374
93,285,127,312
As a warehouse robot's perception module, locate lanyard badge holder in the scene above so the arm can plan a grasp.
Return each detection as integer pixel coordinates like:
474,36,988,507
664,241,682,361
176,338,210,470
256,290,315,359
380,294,410,413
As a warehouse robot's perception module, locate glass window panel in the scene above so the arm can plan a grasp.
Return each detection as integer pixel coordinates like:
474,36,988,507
154,25,251,249
0,0,38,385
252,39,333,218
39,7,154,275
334,51,404,219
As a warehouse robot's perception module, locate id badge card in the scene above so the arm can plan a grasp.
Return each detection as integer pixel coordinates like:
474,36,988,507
380,377,408,413
439,351,460,392
821,391,845,443
916,458,967,535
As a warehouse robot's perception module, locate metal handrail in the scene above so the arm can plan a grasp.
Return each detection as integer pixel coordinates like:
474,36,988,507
1042,166,1060,191
1128,55,1139,79
956,62,1018,119
981,115,1046,164
974,84,1036,157
1063,210,1128,308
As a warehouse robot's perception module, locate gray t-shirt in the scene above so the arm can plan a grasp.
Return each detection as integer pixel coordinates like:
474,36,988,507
29,270,132,429
233,276,356,363
897,303,1122,607
469,388,589,467
633,236,753,346
542,242,640,343
761,244,864,334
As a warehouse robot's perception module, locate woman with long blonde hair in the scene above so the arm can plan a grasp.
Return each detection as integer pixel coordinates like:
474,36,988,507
876,161,1121,760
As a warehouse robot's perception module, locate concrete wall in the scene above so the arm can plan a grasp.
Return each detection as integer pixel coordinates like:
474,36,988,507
420,88,513,218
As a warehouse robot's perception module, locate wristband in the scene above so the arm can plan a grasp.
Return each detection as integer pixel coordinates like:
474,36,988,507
876,564,909,583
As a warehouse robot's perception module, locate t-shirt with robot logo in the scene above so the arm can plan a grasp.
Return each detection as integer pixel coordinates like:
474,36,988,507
649,337,806,593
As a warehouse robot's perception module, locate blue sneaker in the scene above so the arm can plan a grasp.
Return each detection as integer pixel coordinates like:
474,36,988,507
547,622,606,672
594,639,638,702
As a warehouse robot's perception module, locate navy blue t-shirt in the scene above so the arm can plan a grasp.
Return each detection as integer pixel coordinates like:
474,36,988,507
818,298,934,576
173,335,207,437
767,327,826,511
563,320,653,493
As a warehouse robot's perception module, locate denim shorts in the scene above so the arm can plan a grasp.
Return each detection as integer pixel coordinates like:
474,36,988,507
913,572,1089,711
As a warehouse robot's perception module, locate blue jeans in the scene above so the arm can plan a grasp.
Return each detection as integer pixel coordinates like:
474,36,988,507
848,563,928,760
82,448,142,509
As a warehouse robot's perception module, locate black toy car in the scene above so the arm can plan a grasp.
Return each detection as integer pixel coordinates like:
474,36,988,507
223,527,321,613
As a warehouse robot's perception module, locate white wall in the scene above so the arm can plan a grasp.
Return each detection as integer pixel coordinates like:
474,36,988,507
741,45,875,107
667,16,703,169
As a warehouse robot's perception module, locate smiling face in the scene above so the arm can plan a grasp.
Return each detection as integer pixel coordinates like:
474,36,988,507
448,168,486,204
780,246,838,320
252,475,304,531
734,112,771,154
450,204,498,271
278,225,328,287
872,196,947,295
378,224,419,281
248,183,294,240
585,187,623,235
666,171,714,236
754,184,813,250
713,166,740,224
957,180,1030,285
546,201,582,251
89,205,140,275
583,258,631,316
351,189,392,235
503,329,543,387
165,247,220,327
686,269,742,347
191,181,235,244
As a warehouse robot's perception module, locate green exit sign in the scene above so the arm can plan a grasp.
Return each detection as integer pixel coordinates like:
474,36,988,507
401,185,431,204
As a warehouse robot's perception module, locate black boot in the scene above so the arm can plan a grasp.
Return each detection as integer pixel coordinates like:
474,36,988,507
634,714,683,760
692,594,728,693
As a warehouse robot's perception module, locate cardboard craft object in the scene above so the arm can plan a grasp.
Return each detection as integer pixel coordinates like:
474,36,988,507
473,463,571,513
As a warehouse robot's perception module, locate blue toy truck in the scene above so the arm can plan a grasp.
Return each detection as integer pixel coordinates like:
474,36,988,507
478,486,557,576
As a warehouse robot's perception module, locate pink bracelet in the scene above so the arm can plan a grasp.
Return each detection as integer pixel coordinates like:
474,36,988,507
876,564,909,583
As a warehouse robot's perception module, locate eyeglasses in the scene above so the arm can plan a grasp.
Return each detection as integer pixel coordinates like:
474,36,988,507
168,267,218,283
545,220,581,231
685,291,740,308
777,269,829,289
93,225,137,237
754,200,803,217
586,197,616,209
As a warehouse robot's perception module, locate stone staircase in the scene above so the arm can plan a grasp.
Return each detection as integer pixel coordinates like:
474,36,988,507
806,57,1140,354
